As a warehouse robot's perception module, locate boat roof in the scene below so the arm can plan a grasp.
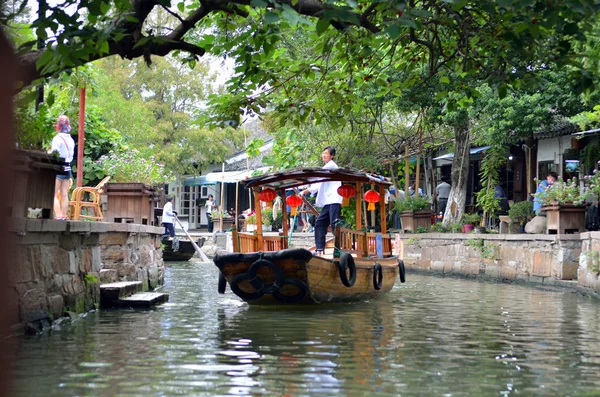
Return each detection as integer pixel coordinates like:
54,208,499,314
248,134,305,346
242,167,393,190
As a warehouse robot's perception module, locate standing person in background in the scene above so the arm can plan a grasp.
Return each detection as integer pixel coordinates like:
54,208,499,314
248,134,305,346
408,182,424,198
205,194,216,232
301,146,342,255
162,197,177,239
533,172,557,216
48,115,75,220
436,176,451,217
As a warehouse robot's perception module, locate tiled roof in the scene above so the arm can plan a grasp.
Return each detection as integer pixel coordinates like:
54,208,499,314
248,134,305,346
534,118,578,139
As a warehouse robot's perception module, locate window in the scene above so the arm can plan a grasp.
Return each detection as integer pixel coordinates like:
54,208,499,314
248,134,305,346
537,161,555,181
201,186,209,198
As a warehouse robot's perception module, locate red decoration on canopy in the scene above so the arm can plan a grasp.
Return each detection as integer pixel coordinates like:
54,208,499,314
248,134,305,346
337,184,356,207
364,189,380,211
286,194,303,216
258,188,277,207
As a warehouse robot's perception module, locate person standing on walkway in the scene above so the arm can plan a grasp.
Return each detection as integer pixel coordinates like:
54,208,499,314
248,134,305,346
205,194,216,232
436,176,451,216
162,197,176,239
301,146,342,255
533,172,558,216
48,115,75,220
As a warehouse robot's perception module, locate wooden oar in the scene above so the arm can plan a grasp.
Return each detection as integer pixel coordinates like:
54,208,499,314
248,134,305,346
174,216,210,262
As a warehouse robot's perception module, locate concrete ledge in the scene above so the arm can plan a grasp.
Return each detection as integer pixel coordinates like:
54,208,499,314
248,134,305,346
10,218,164,235
397,232,583,241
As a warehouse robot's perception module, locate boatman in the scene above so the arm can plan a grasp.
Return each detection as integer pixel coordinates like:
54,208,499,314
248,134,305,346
162,197,177,239
301,146,342,255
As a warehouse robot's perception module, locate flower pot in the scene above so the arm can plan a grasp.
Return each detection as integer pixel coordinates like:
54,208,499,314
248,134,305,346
463,224,475,233
104,182,157,225
400,210,432,233
212,217,234,232
9,149,66,218
541,203,586,234
247,224,256,232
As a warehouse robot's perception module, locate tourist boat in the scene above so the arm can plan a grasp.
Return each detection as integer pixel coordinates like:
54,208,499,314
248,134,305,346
162,237,206,261
213,167,405,304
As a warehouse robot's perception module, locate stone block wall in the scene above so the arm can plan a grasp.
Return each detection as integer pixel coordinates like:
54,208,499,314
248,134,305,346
10,219,164,330
579,232,600,295
398,233,581,284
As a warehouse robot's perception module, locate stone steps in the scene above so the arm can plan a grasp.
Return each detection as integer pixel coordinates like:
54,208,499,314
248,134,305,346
100,281,169,308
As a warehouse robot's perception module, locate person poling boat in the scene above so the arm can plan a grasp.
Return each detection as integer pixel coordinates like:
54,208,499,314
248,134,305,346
213,163,406,305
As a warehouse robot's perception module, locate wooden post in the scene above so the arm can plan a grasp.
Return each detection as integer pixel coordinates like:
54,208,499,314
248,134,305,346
254,189,263,249
370,183,376,229
415,129,422,194
355,182,362,230
404,146,410,193
235,181,239,231
76,85,86,187
379,184,386,233
220,162,225,231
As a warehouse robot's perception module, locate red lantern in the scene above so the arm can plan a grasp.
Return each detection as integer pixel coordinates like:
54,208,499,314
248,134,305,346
364,189,380,211
337,184,356,207
258,188,277,207
286,194,303,216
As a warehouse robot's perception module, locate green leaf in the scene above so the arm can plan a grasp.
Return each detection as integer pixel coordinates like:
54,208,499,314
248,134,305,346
251,0,268,7
498,84,508,99
36,50,54,69
177,2,184,12
316,18,330,35
264,12,280,24
440,76,450,84
387,24,401,40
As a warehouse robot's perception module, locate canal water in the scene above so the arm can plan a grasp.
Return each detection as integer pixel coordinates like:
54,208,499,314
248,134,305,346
8,262,600,396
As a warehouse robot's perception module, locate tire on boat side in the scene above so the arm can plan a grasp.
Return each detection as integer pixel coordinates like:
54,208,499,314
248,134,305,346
218,272,227,294
272,278,308,303
373,263,383,290
337,253,356,287
246,258,286,294
229,272,264,300
398,259,406,283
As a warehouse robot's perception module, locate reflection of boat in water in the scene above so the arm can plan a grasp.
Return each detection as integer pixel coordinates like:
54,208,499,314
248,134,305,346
214,168,406,304
162,237,206,261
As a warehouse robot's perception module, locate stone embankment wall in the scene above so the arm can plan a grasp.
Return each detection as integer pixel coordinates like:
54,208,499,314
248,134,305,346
398,233,582,285
10,219,164,331
579,232,600,295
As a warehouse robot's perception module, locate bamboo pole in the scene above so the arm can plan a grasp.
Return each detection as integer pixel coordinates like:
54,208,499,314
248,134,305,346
379,184,386,233
404,146,410,193
355,182,362,231
415,128,422,194
254,189,263,249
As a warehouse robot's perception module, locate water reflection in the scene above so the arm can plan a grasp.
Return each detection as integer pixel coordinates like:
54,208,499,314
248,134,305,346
8,261,600,396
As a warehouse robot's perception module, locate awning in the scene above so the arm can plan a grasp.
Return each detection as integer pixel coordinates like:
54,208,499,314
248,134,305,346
183,176,213,186
433,146,491,161
204,167,271,184
572,127,600,137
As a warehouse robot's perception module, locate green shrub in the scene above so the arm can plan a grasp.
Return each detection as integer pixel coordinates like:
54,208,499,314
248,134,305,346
461,213,481,225
508,201,534,225
394,196,430,212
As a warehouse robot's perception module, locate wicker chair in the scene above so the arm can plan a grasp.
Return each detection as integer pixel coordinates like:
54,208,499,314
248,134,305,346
69,176,111,221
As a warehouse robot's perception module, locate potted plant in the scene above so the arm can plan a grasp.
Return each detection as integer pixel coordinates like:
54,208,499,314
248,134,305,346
262,208,273,232
535,176,586,234
508,201,534,232
97,149,173,225
394,196,431,233
245,212,257,232
210,210,234,232
461,213,481,233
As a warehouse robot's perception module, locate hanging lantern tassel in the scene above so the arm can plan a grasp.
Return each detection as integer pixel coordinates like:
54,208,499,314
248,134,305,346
337,184,356,207
286,194,303,217
364,189,380,212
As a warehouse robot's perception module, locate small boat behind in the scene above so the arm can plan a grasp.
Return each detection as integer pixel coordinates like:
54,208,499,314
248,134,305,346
162,237,206,262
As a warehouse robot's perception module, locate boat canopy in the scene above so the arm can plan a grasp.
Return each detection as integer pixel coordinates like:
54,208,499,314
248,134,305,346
241,167,393,190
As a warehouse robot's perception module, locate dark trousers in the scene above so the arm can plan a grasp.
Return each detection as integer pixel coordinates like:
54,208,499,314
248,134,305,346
438,198,448,215
207,212,214,232
162,222,175,238
314,204,341,251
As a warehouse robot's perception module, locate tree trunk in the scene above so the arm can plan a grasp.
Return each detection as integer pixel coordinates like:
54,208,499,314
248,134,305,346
442,122,470,227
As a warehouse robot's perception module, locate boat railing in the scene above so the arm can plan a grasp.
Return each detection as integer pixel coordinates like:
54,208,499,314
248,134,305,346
232,230,288,253
335,227,393,258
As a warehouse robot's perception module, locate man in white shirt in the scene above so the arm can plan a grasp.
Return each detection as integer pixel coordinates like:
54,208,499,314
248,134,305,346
301,146,342,255
161,197,176,239
49,115,75,220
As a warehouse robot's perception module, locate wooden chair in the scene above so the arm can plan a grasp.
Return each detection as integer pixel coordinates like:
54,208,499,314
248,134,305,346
69,176,111,221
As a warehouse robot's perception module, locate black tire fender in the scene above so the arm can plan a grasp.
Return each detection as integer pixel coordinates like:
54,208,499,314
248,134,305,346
246,258,286,294
218,272,227,294
229,272,264,300
337,253,356,288
273,278,308,303
398,259,406,283
373,263,383,290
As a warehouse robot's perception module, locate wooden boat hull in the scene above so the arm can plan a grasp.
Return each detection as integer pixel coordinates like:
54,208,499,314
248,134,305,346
213,248,403,304
162,237,205,262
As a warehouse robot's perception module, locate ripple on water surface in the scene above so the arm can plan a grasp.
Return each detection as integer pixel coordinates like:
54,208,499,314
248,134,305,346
9,261,600,396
